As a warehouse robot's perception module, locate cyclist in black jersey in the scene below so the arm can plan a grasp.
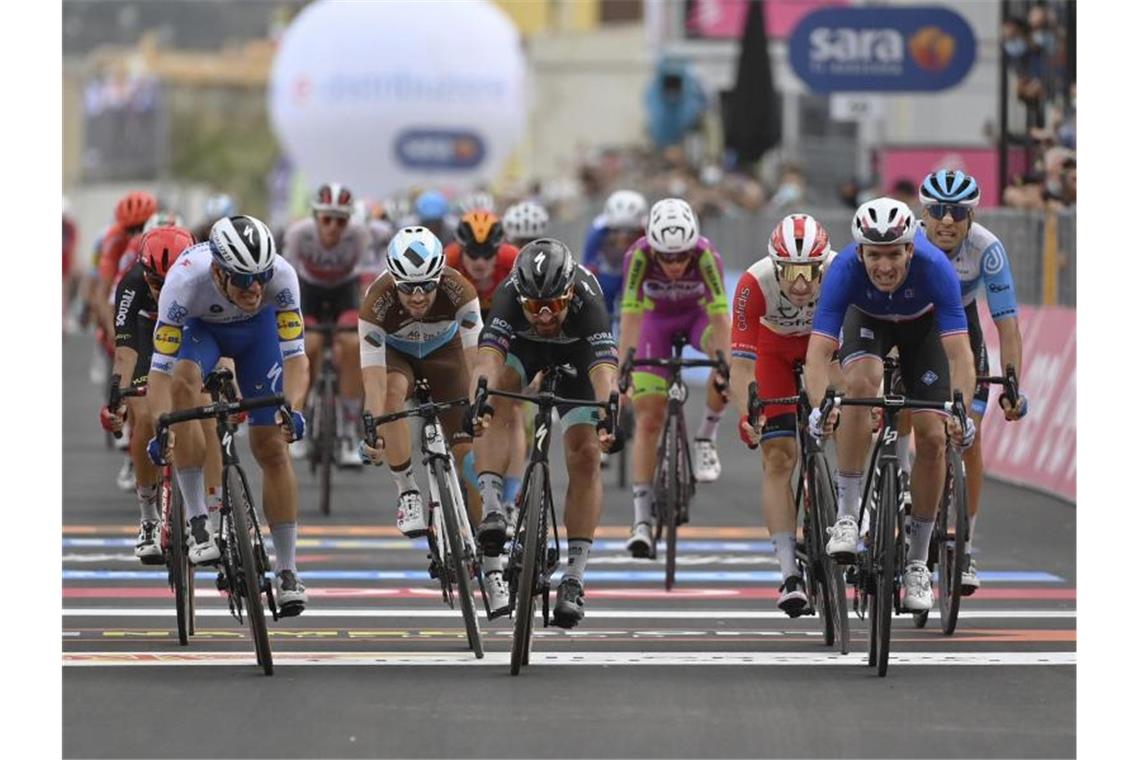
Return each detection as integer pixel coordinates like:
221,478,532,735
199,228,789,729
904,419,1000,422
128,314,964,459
467,239,620,628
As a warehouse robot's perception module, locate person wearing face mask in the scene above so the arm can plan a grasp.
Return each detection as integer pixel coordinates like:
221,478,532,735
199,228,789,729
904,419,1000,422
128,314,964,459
731,215,839,615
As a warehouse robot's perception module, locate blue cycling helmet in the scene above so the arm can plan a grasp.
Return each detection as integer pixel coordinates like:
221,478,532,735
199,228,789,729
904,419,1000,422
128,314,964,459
414,190,449,222
919,170,980,208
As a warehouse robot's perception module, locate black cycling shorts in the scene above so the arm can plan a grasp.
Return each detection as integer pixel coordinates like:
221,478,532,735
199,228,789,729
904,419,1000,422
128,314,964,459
500,338,608,431
838,309,950,404
299,278,360,327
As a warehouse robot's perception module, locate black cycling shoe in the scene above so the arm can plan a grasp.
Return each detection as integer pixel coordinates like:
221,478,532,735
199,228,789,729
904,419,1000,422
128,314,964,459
551,577,585,629
477,511,508,556
777,575,809,618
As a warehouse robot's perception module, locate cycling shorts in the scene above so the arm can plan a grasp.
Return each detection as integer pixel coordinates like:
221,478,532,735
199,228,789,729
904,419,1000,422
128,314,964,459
385,334,471,447
965,300,991,416
503,339,603,432
838,309,950,409
300,278,359,329
176,309,285,426
752,333,809,441
632,309,712,399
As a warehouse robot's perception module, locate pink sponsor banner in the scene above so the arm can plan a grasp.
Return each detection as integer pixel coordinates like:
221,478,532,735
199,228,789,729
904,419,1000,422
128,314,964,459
686,0,848,40
979,305,1075,502
881,147,1029,209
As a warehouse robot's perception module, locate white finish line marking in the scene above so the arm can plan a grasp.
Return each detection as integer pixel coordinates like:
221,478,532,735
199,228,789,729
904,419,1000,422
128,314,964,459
61,607,1076,620
63,651,1076,667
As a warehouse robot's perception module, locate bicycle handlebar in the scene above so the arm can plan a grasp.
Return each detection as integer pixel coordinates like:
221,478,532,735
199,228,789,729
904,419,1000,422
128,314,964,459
618,347,729,394
827,389,969,432
106,374,147,439
362,396,470,440
157,394,288,431
977,363,1021,408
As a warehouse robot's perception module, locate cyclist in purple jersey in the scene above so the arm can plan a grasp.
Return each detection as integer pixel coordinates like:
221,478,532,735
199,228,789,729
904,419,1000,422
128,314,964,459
616,198,731,557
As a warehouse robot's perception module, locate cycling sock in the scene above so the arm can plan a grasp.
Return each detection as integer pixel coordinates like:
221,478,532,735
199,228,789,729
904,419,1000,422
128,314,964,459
966,515,978,555
270,522,297,573
340,397,363,431
207,485,222,513
632,483,652,525
502,476,522,506
836,471,863,520
482,553,504,573
771,532,799,581
136,483,159,522
696,405,724,440
175,467,207,519
391,461,418,495
564,538,593,583
897,434,912,475
906,515,935,564
478,471,504,516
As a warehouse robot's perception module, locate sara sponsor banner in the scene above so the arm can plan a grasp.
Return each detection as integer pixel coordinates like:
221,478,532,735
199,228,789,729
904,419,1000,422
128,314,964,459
979,305,1075,502
788,6,976,92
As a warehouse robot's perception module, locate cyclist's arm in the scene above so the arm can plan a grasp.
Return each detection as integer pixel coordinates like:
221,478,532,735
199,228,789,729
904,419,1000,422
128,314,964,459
358,319,388,416
471,347,506,397
457,297,483,378
928,244,975,403
995,316,1022,379
978,238,1023,378
617,247,648,362
281,353,309,411
729,357,756,420
804,334,838,409
943,333,976,405
729,270,764,417
110,272,143,388
697,248,731,359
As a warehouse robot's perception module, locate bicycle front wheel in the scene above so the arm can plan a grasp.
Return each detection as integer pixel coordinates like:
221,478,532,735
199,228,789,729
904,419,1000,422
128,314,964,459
938,447,968,635
164,473,193,646
872,463,898,677
663,416,680,591
226,466,273,676
511,463,547,676
318,380,335,516
433,458,483,659
808,454,848,654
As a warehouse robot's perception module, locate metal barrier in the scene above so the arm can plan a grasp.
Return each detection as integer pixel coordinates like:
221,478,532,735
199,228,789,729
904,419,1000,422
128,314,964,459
548,206,1076,308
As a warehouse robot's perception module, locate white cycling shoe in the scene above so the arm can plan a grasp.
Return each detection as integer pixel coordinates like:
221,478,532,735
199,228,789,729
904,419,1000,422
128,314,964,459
116,457,135,492
960,557,981,596
901,561,934,611
187,515,221,565
288,438,309,460
396,490,428,538
274,570,308,615
625,522,654,559
693,439,722,482
337,438,364,468
826,516,859,562
484,570,511,620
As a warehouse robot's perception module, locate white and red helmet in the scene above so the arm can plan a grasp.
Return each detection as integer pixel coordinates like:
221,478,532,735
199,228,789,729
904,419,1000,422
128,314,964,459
767,214,831,264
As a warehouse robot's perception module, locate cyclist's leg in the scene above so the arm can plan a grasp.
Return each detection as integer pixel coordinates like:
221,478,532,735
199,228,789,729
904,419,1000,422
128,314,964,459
834,310,887,523
421,337,480,519
332,283,365,459
299,280,329,399
126,344,162,559
475,352,524,550
962,302,989,534
692,313,726,481
628,312,672,550
503,402,527,505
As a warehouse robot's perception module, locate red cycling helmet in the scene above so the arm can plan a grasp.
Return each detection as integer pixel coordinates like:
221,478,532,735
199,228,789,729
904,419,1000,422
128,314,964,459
140,226,196,280
767,213,831,264
115,191,158,229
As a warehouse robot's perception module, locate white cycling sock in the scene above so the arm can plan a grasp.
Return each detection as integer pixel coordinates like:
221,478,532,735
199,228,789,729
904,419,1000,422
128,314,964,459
136,483,159,522
340,397,363,434
632,483,652,526
391,461,418,495
175,467,207,519
696,405,724,440
478,472,504,516
270,522,297,573
482,553,504,573
772,532,799,581
836,471,863,520
897,434,912,475
906,515,935,564
966,515,978,555
564,538,592,583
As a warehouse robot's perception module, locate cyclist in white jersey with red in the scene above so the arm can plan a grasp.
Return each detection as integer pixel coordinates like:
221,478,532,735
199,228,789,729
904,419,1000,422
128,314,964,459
730,214,840,615
283,183,373,466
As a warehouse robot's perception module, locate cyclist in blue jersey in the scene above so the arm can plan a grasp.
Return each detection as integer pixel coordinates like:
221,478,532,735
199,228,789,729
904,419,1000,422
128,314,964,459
803,197,977,613
582,190,648,326
906,170,1029,593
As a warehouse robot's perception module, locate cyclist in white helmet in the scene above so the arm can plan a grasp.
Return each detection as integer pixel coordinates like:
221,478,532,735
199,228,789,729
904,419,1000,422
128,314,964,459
145,215,311,615
501,201,550,247
583,190,648,324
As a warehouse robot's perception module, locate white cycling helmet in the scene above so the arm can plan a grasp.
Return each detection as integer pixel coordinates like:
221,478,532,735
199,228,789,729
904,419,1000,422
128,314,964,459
851,197,916,246
501,201,550,242
209,215,276,275
456,191,495,215
386,226,445,283
311,182,354,217
768,213,831,264
646,198,700,254
603,189,648,230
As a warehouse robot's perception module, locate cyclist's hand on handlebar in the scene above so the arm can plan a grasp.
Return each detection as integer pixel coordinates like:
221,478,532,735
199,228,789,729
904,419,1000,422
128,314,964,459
1000,392,1029,421
738,416,762,449
808,406,839,440
359,437,385,466
712,370,730,402
276,409,306,443
463,401,494,437
100,404,125,434
947,414,977,449
147,430,174,466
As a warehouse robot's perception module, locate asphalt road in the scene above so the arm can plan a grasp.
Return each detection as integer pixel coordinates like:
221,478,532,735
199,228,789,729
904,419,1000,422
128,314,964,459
61,334,1075,759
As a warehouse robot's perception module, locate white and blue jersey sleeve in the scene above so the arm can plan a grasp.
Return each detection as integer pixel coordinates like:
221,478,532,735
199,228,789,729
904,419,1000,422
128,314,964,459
264,258,306,361
977,236,1018,321
810,248,860,341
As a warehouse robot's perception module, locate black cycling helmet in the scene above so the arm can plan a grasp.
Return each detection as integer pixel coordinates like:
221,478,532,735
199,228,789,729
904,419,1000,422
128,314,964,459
514,238,576,299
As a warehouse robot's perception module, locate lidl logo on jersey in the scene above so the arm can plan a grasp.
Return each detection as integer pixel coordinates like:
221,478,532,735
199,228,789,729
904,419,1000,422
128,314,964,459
789,7,975,92
154,325,182,356
276,310,304,341
394,129,485,170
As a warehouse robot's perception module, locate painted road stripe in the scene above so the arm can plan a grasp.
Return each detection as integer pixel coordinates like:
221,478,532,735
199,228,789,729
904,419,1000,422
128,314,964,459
62,552,781,567
60,607,1076,620
63,525,774,539
62,650,1077,667
62,569,1064,583
63,538,780,553
61,586,1077,601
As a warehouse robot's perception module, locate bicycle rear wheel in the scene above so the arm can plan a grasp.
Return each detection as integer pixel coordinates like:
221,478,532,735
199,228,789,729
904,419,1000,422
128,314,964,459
663,416,680,591
433,459,483,659
808,454,848,654
164,474,193,646
511,463,547,676
938,448,968,635
872,464,898,677
226,466,273,676
318,380,335,516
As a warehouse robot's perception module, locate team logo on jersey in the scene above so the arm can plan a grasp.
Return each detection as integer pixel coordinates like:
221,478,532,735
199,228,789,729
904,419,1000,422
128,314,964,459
983,246,1005,276
276,310,304,341
209,304,225,313
920,370,938,385
460,313,479,330
363,329,386,348
154,324,182,356
275,289,295,308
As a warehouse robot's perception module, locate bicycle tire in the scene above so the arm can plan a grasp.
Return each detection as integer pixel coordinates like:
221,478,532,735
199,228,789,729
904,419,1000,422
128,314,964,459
664,415,680,591
511,463,546,676
433,458,483,659
809,454,849,654
873,463,898,677
165,475,193,646
318,380,335,516
938,447,968,635
225,466,273,676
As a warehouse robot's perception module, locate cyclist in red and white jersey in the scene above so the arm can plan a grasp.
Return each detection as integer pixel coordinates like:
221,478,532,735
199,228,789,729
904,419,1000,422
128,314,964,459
730,214,840,615
282,183,373,466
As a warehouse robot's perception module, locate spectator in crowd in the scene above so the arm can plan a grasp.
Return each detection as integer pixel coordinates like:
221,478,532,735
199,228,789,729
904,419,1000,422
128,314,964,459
888,178,919,209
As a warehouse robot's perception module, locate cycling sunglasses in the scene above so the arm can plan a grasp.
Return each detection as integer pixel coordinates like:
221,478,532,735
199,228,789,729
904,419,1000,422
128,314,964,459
462,245,498,261
226,268,275,290
776,262,822,282
395,280,439,295
318,214,349,228
925,204,971,222
519,291,573,317
656,249,693,264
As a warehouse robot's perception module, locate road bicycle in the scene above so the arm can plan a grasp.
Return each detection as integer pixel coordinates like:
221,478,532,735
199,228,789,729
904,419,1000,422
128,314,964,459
305,322,357,516
618,332,728,590
472,366,619,675
363,379,485,659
